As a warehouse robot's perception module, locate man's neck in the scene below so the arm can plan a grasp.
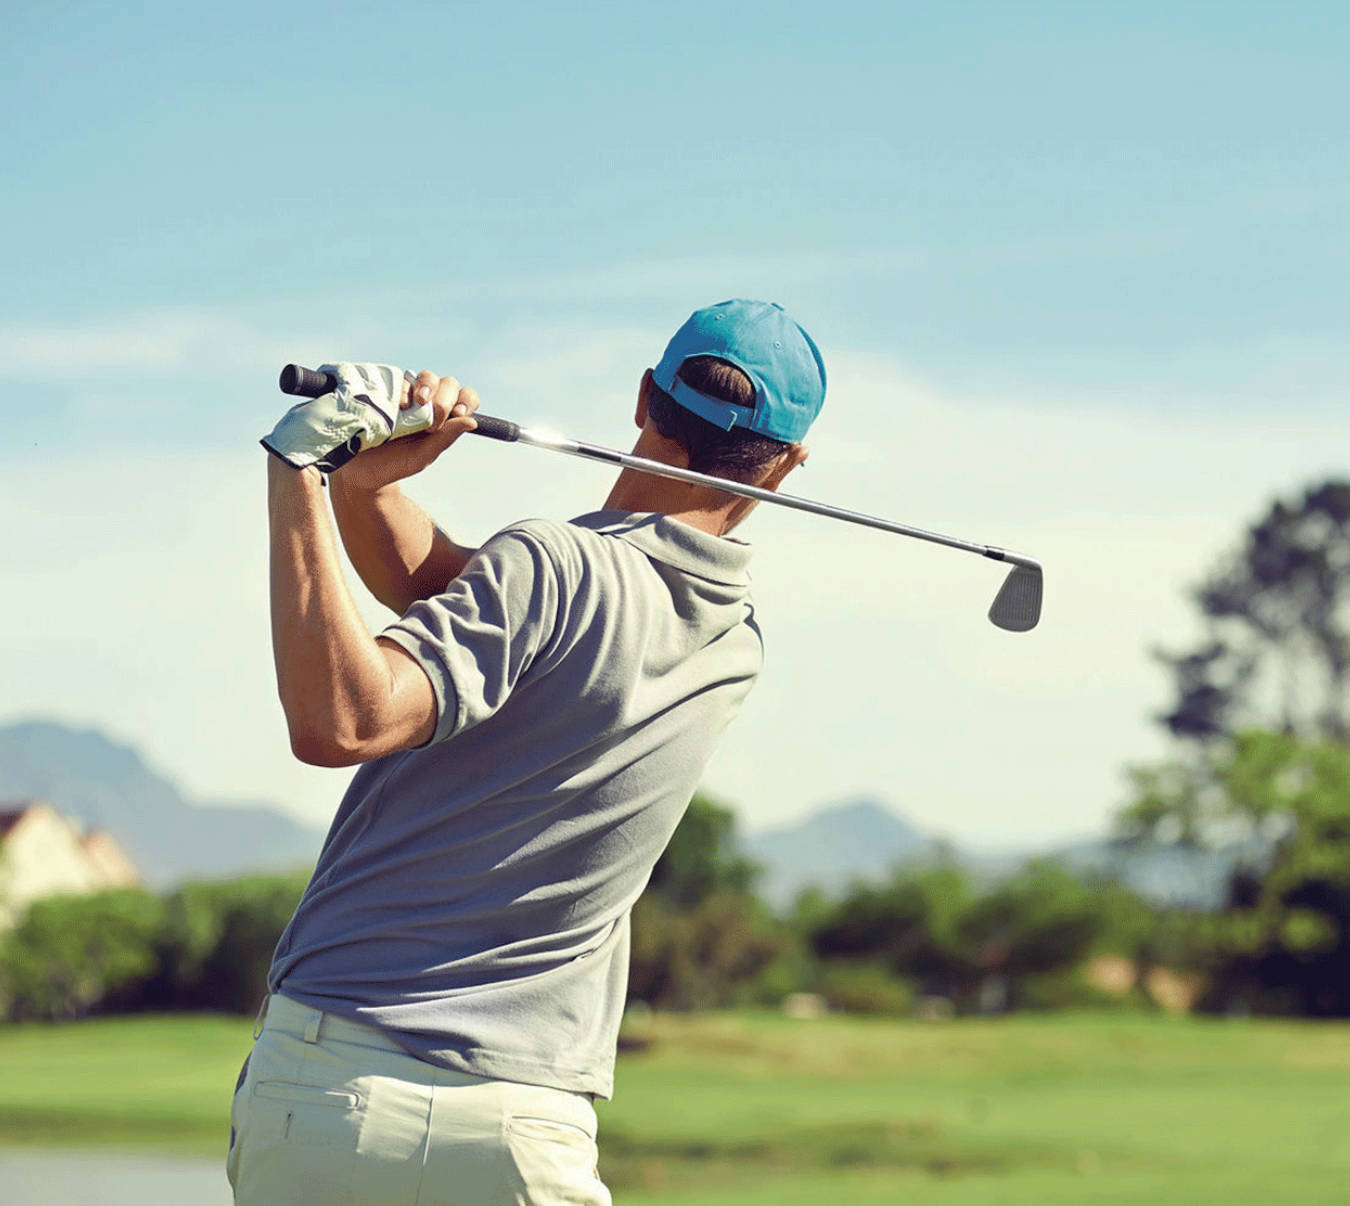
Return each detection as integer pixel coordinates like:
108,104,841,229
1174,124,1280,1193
601,428,750,537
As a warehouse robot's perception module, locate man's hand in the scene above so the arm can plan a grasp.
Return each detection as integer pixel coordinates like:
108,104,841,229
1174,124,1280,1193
261,362,437,474
331,372,481,492
324,372,484,614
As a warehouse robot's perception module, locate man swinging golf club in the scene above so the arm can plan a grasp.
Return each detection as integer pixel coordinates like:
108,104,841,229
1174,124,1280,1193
228,300,826,1205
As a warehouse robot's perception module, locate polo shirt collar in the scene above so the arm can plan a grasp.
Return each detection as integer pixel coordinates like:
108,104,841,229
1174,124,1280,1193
570,511,753,586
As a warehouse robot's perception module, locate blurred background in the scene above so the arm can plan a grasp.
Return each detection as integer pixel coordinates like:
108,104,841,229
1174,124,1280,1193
2,2,1348,1202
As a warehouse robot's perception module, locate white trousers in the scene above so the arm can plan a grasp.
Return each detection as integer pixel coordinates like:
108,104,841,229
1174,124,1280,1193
228,994,611,1206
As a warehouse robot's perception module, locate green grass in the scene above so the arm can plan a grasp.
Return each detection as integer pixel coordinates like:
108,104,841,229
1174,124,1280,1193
603,1011,1350,1203
3,1009,1349,1203
0,1012,251,1153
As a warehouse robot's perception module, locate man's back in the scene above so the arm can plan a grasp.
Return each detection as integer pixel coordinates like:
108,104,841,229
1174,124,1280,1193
268,510,762,1098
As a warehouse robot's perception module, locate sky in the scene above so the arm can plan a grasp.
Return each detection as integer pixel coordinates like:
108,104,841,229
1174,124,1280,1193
2,1,1347,850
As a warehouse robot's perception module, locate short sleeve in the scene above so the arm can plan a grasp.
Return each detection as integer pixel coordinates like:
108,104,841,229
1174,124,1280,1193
380,526,563,744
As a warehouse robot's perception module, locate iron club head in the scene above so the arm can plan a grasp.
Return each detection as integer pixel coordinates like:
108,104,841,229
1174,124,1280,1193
988,563,1043,632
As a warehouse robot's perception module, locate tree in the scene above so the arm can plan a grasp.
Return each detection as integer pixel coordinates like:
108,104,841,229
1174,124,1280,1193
644,794,758,910
628,794,786,1009
628,890,785,1010
1124,484,1350,1008
1157,480,1350,745
1207,731,1350,1015
154,872,310,1012
1123,731,1350,1016
958,863,1108,990
807,864,974,995
807,863,1119,1012
804,858,1134,1010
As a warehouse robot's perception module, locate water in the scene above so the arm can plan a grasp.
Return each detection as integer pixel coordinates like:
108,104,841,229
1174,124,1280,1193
0,1150,231,1206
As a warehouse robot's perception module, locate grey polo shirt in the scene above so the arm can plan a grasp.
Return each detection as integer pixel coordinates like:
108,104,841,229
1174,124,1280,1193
268,510,762,1099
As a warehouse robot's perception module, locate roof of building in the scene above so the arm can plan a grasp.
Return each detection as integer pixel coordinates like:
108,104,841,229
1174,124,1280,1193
0,804,35,840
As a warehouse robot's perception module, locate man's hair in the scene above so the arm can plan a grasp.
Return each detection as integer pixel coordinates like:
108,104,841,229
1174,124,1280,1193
647,356,791,482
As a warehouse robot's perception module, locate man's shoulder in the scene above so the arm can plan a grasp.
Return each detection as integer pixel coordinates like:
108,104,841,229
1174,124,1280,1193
491,517,581,546
489,514,631,563
477,517,620,592
487,517,590,566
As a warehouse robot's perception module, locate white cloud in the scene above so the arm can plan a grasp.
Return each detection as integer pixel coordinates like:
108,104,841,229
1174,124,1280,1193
0,311,301,378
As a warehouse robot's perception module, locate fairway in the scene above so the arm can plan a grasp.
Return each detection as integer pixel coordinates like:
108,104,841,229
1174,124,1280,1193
2,1010,1348,1204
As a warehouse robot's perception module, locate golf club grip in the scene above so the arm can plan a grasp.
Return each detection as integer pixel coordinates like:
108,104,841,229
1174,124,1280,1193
279,364,335,397
468,414,519,442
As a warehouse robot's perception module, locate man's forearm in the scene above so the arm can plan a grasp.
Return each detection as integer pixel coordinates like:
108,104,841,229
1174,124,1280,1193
329,476,476,614
268,460,433,762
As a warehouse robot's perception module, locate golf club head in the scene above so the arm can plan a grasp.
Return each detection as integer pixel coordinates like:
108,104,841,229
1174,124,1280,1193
989,564,1043,632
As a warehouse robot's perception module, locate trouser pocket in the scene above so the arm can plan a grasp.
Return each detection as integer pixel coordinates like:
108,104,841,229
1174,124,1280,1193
248,1078,365,1150
505,1109,609,1205
230,1057,374,1204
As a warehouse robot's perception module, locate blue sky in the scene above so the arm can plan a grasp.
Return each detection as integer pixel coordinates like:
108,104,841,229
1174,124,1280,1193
2,2,1346,847
7,2,1346,349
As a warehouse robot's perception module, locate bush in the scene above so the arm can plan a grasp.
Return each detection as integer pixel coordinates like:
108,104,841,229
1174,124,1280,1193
1014,968,1134,1012
747,941,818,1007
629,891,787,1010
816,960,915,1016
808,865,976,995
0,889,165,1020
155,872,310,1013
0,870,311,1021
803,861,1165,1014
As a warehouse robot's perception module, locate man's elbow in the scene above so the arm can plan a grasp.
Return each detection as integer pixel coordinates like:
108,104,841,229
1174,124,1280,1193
288,733,356,767
279,658,433,767
285,714,371,768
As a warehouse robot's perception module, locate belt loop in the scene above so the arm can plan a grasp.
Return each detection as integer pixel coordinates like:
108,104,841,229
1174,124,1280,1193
304,1008,323,1045
252,995,270,1040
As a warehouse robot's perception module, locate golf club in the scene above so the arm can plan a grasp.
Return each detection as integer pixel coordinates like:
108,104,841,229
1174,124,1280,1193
279,364,1044,632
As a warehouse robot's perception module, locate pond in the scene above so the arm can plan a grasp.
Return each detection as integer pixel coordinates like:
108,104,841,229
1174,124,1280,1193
0,1150,231,1206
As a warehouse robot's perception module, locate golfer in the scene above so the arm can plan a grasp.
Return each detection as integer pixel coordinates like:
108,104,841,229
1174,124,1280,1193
229,300,826,1205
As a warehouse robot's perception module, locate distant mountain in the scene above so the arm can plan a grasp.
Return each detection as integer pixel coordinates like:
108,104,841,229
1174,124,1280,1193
0,720,325,888
0,719,1256,908
739,796,1256,912
741,797,938,907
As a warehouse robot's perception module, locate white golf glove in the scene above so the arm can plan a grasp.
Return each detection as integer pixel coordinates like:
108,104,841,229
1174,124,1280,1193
261,362,435,473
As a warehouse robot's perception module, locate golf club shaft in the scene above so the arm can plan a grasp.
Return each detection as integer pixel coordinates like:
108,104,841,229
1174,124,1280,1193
278,364,1039,572
506,427,1036,568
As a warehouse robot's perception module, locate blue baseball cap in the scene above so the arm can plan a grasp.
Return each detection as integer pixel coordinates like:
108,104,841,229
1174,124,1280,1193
652,299,826,443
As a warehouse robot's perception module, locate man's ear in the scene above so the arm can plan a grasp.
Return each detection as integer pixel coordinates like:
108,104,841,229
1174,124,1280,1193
757,443,809,493
636,369,654,429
